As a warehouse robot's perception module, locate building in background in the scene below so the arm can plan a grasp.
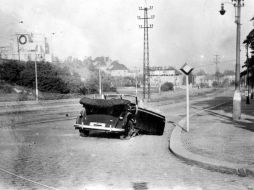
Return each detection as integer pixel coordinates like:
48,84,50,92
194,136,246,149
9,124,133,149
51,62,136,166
150,66,183,88
194,75,213,87
107,61,130,77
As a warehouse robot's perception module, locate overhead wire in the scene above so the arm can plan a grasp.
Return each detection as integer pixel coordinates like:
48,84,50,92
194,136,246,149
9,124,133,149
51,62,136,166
194,58,246,68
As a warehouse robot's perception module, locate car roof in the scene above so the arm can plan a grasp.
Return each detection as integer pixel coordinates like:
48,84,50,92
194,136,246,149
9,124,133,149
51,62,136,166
80,97,130,108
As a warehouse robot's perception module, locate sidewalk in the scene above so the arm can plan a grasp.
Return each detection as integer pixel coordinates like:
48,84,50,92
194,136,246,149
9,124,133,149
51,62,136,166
169,96,254,177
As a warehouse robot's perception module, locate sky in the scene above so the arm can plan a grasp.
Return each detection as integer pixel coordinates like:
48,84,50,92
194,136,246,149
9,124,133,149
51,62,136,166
0,0,254,73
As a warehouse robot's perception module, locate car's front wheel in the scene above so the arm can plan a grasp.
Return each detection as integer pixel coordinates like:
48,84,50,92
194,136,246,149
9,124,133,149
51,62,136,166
79,129,90,137
120,119,136,140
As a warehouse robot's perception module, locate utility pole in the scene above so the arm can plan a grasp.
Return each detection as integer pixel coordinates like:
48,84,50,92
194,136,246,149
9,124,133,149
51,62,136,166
214,54,220,83
233,0,243,120
219,0,244,120
99,68,102,97
138,5,154,101
34,53,38,101
245,43,250,104
16,35,20,62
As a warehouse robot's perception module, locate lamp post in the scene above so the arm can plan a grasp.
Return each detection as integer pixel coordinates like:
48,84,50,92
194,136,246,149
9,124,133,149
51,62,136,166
245,43,250,104
50,32,56,62
135,72,138,97
34,53,38,101
16,20,24,62
219,0,244,120
99,68,102,97
29,50,39,101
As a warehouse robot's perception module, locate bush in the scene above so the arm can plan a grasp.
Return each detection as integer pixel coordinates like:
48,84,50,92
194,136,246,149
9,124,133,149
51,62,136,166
103,83,117,92
160,82,174,91
18,91,29,101
1,60,85,94
0,85,13,93
79,86,88,95
199,83,209,88
0,60,24,83
212,81,219,87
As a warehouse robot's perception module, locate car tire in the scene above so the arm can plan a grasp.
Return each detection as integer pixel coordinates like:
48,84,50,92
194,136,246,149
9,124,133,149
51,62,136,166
79,129,89,137
120,119,135,140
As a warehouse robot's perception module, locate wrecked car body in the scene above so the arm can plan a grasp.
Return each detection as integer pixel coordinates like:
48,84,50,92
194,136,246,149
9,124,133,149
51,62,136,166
74,95,165,139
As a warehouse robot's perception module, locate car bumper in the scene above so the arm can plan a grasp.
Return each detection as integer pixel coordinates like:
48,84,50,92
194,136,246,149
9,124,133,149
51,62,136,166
74,124,125,132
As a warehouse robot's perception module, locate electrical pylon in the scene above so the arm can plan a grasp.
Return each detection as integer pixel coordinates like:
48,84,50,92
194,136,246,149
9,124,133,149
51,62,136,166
138,5,154,100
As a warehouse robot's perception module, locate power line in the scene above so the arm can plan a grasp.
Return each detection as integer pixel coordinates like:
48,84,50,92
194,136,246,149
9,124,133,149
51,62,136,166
195,57,246,67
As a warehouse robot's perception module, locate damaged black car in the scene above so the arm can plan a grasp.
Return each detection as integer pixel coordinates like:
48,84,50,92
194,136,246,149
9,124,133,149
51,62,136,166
74,95,165,139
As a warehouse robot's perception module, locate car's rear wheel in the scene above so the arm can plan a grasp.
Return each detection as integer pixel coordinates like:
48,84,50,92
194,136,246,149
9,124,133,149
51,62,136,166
120,119,135,140
79,129,90,137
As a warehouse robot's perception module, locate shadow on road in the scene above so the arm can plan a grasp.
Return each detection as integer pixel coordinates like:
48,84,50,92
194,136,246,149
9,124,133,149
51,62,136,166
192,96,254,132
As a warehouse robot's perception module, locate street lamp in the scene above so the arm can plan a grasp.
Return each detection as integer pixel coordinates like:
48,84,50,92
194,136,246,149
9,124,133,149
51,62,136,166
17,20,24,62
219,0,244,120
50,32,56,62
219,3,226,15
98,68,102,97
29,50,39,101
245,43,250,104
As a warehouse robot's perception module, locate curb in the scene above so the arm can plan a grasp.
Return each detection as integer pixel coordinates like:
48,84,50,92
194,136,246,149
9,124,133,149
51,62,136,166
169,123,254,177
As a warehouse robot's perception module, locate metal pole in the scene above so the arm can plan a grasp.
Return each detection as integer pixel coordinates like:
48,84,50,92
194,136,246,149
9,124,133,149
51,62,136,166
135,72,138,97
51,33,55,62
251,81,254,99
246,44,250,104
143,9,146,100
186,75,189,132
138,6,154,101
233,0,242,120
16,35,20,62
34,53,38,101
99,68,102,97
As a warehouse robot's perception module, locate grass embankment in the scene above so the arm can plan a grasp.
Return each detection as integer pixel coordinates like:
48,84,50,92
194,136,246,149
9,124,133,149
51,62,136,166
0,82,83,102
0,81,228,103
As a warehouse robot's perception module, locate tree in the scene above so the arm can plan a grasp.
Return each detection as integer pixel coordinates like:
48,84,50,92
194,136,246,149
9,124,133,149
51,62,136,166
241,29,254,91
0,60,24,83
161,82,174,91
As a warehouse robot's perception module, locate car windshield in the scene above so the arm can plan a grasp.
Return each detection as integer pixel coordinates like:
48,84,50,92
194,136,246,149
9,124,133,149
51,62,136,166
104,94,137,105
85,104,128,117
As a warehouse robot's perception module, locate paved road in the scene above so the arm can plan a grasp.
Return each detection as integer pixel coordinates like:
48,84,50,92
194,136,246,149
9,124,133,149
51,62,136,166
0,89,254,190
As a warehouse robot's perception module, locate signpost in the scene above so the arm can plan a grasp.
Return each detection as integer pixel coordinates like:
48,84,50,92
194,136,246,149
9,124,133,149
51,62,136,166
180,63,194,132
